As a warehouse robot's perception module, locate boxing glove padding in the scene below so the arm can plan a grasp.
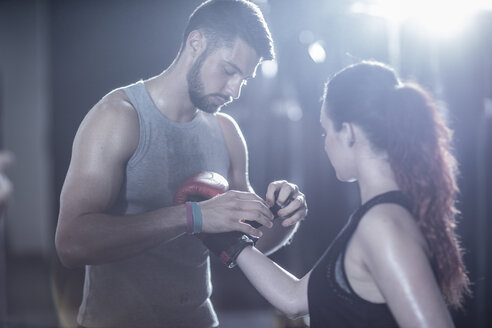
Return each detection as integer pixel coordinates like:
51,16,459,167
173,171,229,205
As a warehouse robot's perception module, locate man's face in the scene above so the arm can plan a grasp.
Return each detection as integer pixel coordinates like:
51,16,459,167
187,37,261,113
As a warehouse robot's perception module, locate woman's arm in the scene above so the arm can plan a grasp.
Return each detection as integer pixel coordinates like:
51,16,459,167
236,246,310,319
216,112,307,254
357,206,454,328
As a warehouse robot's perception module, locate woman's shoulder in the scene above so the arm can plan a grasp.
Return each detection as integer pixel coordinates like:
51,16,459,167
354,202,429,257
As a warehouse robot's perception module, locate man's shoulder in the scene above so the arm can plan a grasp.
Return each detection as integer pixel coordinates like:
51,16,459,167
98,88,133,110
90,88,137,121
80,88,139,142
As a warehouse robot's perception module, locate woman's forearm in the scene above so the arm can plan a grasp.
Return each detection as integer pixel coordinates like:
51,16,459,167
236,246,309,319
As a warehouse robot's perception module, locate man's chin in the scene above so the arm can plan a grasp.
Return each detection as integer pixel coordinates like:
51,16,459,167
198,104,221,114
193,96,231,114
199,101,228,114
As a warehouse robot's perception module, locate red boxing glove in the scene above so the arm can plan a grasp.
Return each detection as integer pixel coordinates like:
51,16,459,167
173,171,229,205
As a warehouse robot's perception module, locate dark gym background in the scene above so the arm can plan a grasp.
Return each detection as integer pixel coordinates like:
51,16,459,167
0,0,490,327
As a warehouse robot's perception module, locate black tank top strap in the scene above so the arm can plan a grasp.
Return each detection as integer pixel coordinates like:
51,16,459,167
355,190,412,222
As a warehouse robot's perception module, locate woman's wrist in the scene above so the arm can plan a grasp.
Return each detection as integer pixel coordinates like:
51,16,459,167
236,245,255,266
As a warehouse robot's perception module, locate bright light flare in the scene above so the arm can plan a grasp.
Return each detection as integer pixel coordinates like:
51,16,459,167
351,0,492,38
272,98,303,121
308,41,326,63
261,60,278,78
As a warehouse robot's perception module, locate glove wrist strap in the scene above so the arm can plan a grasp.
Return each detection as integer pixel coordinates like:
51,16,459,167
218,234,255,268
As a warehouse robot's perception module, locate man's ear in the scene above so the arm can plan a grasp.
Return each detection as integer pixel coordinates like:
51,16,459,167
341,122,356,147
186,30,207,58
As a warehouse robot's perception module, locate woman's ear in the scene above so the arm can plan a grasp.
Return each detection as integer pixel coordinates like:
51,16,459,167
186,30,206,58
340,122,356,147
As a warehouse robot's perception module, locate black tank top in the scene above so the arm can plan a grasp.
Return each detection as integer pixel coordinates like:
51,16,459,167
307,190,413,328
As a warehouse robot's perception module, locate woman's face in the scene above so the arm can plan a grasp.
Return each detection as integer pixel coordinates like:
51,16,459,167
320,103,356,182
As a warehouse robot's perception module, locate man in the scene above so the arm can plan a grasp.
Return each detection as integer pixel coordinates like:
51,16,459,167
55,1,307,327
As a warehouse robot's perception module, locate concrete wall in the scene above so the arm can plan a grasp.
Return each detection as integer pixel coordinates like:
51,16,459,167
0,0,54,257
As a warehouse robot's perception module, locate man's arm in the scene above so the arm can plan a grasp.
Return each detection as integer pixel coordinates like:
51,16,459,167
56,93,273,268
217,113,307,255
55,92,190,268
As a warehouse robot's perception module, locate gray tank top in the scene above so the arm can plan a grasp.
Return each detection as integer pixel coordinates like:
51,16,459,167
77,81,230,328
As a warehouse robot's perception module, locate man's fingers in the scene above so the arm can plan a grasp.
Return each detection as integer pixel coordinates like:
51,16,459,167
222,191,273,222
235,206,273,228
236,221,263,238
237,199,273,221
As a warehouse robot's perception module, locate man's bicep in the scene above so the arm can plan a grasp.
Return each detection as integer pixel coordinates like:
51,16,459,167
60,155,125,218
60,101,138,218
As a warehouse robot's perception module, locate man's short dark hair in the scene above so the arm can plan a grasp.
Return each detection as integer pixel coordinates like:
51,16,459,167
181,0,275,61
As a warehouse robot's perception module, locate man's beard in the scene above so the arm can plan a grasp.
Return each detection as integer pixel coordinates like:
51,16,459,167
187,52,231,114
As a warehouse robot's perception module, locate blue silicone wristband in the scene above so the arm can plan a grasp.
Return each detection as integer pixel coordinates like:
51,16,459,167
191,202,202,234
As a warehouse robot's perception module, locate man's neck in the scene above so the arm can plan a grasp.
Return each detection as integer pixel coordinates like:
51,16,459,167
145,62,198,123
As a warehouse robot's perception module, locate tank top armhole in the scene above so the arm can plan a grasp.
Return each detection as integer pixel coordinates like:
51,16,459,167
335,248,355,295
123,82,149,168
127,105,148,167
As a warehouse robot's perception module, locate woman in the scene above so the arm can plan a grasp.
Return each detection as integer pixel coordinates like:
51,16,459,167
236,61,470,327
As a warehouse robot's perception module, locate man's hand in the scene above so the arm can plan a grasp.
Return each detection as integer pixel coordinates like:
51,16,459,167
173,171,274,238
199,190,274,237
265,180,307,227
173,171,272,268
